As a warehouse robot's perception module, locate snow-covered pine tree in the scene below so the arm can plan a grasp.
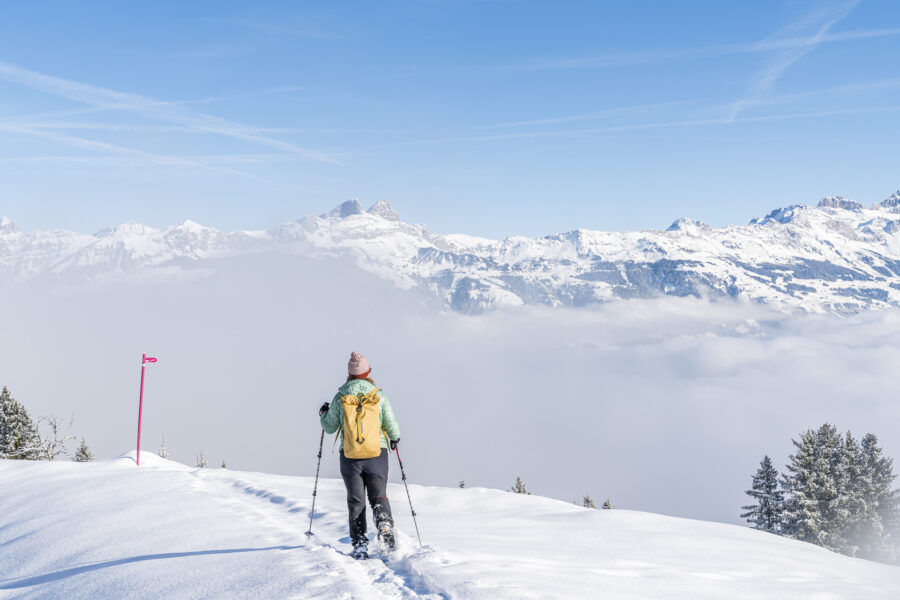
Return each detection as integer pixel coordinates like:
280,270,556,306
840,431,872,557
74,438,93,462
221,459,227,469
741,455,784,533
782,428,818,543
458,480,466,488
158,435,171,460
196,451,207,468
510,476,531,495
601,498,614,509
817,423,853,553
861,433,899,563
0,387,41,460
583,494,596,509
0,386,10,456
782,424,850,553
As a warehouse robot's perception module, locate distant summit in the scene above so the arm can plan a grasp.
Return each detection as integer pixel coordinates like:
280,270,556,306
749,205,804,225
0,216,20,234
321,198,400,221
321,199,364,219
818,196,863,211
667,217,709,233
367,199,399,221
875,190,900,210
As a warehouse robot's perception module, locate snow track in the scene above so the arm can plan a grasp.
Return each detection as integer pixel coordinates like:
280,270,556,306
191,470,451,599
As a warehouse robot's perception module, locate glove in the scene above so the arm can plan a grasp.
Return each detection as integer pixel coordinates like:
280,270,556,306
390,438,400,450
318,402,330,417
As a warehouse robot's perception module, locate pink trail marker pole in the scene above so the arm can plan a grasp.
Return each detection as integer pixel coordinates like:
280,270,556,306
136,354,157,466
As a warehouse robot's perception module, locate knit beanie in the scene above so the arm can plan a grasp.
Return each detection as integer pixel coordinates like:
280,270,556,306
348,351,371,376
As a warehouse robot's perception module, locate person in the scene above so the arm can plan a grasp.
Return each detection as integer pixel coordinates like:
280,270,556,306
319,351,401,559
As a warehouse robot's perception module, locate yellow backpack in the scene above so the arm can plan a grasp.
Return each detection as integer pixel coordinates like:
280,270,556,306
338,388,388,459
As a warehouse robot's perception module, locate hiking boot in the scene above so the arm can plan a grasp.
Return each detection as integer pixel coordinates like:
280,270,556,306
351,542,369,560
377,522,396,552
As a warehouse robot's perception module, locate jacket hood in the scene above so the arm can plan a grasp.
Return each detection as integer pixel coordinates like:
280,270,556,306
338,378,377,395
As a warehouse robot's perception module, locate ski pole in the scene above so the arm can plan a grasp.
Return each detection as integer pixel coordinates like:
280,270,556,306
395,447,422,547
306,428,325,538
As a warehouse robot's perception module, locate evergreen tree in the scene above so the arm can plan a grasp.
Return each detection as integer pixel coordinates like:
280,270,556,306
509,476,531,495
458,480,466,488
0,386,41,460
601,498,614,510
0,386,9,456
221,459,227,469
782,428,819,543
741,455,784,533
840,431,872,557
861,433,899,563
815,423,852,553
583,494,596,509
74,438,93,462
196,451,207,468
783,424,853,553
158,436,170,460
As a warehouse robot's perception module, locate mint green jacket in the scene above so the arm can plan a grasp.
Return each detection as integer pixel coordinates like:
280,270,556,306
320,379,401,453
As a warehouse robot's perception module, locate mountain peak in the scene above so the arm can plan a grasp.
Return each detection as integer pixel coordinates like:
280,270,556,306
174,219,209,233
875,190,900,210
749,204,805,225
367,199,399,221
817,196,863,211
667,217,709,233
0,216,21,234
321,198,364,219
93,222,155,239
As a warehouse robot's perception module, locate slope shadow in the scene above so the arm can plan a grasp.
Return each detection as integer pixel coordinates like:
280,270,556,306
0,545,302,589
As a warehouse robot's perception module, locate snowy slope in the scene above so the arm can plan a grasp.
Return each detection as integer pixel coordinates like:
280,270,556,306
1,456,898,599
4,191,900,313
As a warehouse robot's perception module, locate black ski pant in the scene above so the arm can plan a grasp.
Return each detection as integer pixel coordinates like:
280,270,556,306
339,449,393,546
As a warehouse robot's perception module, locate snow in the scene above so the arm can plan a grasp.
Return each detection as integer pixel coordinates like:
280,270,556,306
0,216,20,235
1,455,898,599
5,191,900,313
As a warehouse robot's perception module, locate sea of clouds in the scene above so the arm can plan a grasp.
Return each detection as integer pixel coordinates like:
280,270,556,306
1,250,898,525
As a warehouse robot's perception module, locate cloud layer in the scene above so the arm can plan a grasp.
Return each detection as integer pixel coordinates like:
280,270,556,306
1,253,897,526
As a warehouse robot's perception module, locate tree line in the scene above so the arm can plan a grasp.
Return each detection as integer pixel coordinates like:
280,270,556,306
742,423,899,565
0,386,92,462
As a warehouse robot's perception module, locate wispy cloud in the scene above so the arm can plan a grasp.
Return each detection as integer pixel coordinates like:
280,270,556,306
728,0,861,120
509,26,897,71
0,153,315,167
349,105,900,150
0,60,338,164
483,100,694,129
0,121,402,136
478,76,900,138
0,122,307,189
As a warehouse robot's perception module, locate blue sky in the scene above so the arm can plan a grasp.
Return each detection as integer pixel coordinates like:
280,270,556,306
0,0,898,237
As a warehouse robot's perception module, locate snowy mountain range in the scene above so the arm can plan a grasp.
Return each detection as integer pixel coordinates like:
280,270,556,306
4,191,900,314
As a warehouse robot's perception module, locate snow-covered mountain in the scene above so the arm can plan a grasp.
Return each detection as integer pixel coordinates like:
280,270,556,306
4,191,900,314
2,455,897,599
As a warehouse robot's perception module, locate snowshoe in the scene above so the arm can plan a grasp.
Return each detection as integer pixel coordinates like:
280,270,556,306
377,523,396,553
351,543,369,560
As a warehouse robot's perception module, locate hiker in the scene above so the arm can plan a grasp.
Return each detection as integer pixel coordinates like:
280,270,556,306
319,351,401,559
